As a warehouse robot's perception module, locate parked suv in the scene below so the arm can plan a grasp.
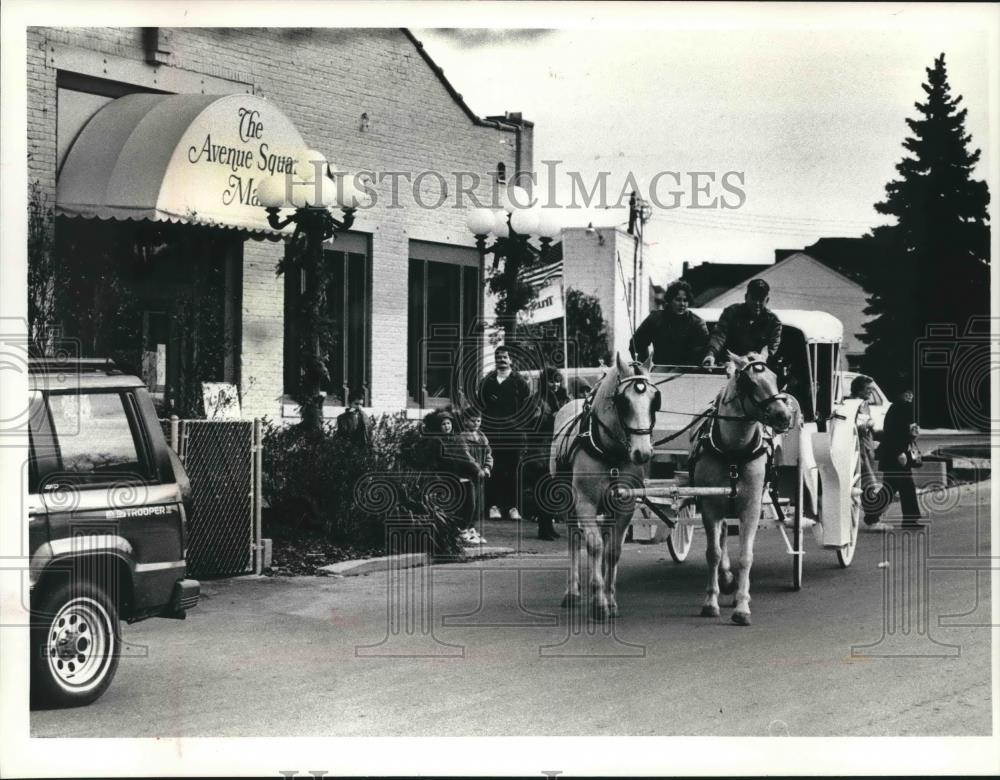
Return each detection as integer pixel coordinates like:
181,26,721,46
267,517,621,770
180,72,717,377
27,358,199,707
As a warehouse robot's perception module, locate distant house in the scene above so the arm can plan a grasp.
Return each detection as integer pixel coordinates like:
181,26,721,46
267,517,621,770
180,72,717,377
774,237,879,287
699,252,870,368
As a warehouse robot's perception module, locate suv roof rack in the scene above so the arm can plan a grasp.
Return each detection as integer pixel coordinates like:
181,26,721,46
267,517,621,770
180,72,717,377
28,357,123,375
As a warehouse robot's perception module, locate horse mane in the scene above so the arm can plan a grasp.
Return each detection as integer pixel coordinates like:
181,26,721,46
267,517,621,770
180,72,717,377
718,351,763,406
592,357,641,408
591,361,618,408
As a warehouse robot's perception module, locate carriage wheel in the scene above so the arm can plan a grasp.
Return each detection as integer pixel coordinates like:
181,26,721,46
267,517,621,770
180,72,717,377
836,425,863,568
666,502,696,563
792,470,805,591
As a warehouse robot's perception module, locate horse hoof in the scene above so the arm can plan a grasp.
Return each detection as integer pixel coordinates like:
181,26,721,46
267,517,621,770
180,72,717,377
591,603,612,622
700,605,720,618
608,604,620,618
561,593,579,609
731,611,752,626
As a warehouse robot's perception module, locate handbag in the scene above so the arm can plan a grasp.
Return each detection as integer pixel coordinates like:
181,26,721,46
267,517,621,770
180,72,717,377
906,441,923,468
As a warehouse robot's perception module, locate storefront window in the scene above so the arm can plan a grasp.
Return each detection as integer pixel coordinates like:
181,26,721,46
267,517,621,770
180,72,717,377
407,242,481,408
54,219,241,418
283,244,372,407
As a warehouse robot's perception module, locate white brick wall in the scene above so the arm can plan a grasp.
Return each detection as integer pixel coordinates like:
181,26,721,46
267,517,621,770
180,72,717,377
561,226,644,361
27,27,524,419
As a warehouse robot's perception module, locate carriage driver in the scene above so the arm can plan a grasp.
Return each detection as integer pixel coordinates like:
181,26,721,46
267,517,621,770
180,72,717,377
702,279,782,366
629,279,709,366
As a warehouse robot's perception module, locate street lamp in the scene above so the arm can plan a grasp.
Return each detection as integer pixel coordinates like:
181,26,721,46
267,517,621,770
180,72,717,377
465,184,563,353
465,185,561,272
257,148,372,433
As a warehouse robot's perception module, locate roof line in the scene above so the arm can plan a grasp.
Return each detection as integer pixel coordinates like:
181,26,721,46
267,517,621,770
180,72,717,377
774,251,868,290
400,28,522,132
700,253,863,306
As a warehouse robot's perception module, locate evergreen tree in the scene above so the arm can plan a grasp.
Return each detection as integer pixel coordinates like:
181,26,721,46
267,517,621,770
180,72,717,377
860,53,990,425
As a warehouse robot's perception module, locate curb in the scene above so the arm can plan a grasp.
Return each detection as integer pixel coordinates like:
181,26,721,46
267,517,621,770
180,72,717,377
915,477,990,497
318,546,516,577
320,552,427,576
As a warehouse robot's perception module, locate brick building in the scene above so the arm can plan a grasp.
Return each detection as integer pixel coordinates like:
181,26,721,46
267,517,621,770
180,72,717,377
28,27,533,419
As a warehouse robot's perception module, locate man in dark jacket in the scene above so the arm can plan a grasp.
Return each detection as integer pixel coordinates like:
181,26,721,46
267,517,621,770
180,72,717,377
478,345,533,522
629,279,709,366
335,393,370,450
872,388,923,526
524,367,571,540
702,279,782,365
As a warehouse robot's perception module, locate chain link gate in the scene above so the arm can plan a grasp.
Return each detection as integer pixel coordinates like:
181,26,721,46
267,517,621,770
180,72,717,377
163,417,263,579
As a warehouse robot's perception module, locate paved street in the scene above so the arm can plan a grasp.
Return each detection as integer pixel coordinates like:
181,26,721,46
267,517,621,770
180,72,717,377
32,482,991,738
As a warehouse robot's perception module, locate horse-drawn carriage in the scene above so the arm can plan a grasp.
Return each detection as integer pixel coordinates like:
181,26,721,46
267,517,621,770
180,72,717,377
627,308,864,591
551,308,865,623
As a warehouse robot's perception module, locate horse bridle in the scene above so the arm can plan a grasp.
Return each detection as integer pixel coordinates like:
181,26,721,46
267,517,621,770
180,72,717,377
575,368,660,463
611,373,661,436
733,360,791,427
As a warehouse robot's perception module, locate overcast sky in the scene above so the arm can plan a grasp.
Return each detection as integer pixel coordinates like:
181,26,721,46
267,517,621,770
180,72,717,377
415,4,995,281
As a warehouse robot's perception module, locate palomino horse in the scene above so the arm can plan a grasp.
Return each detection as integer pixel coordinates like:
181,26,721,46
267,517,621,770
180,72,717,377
549,353,660,620
691,351,794,626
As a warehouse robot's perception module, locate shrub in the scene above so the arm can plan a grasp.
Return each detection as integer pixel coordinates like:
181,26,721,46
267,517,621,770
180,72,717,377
261,412,464,557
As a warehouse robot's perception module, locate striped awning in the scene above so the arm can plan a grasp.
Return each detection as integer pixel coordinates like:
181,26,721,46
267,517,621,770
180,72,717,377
57,93,306,234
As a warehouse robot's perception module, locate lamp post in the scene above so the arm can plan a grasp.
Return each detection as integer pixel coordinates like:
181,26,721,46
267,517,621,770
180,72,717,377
257,149,370,434
465,187,561,344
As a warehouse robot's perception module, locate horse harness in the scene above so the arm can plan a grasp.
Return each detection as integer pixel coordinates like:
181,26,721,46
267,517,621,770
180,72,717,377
688,359,788,518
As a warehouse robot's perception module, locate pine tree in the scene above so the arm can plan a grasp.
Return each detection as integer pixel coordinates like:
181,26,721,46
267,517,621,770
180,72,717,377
860,53,990,424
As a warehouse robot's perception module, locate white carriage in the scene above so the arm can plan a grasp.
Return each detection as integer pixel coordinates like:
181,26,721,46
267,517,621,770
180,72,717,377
629,308,864,590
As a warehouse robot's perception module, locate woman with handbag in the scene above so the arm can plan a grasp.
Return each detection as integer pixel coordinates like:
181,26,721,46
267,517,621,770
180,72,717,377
872,388,924,527
851,376,883,527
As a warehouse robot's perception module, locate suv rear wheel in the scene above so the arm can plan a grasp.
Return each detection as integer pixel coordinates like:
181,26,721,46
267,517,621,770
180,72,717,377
31,582,121,707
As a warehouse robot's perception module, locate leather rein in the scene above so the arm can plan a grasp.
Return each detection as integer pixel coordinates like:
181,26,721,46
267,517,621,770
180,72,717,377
652,360,791,446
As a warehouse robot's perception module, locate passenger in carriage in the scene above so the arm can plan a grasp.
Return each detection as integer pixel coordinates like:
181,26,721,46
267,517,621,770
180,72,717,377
702,279,782,366
776,355,809,416
629,279,709,366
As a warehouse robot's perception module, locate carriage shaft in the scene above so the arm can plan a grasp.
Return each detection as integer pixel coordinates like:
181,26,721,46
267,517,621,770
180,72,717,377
616,485,737,499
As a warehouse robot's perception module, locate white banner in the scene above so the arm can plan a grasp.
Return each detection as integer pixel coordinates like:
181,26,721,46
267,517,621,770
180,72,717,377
519,261,564,325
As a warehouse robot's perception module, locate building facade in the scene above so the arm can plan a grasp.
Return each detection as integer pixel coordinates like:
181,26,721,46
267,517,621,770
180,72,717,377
28,27,533,419
560,226,648,360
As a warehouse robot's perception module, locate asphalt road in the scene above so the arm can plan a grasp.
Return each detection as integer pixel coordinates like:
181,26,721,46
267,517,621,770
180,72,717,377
32,482,991,738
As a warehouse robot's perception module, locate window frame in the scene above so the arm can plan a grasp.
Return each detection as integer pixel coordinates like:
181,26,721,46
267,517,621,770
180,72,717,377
407,240,483,409
38,389,159,488
282,232,372,410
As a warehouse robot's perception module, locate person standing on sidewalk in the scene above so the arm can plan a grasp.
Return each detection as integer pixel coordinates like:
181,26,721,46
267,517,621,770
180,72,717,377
849,375,883,527
871,388,923,527
458,408,492,543
478,346,533,522
524,367,570,541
